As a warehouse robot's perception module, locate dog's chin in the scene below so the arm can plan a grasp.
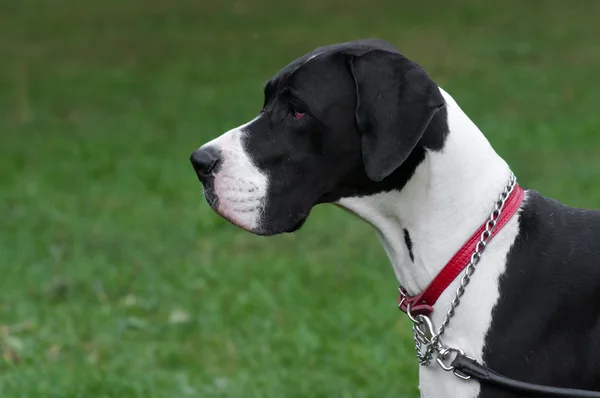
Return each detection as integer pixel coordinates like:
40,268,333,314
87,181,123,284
256,213,309,236
203,189,310,236
220,210,309,237
202,189,259,233
221,217,308,237
283,216,308,233
209,204,262,235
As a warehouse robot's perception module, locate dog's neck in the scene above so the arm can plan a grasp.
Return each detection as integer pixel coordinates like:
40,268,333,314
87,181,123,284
337,88,512,294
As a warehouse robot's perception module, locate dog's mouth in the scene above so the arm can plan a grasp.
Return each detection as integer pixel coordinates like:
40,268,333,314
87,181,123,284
200,181,266,234
200,182,311,237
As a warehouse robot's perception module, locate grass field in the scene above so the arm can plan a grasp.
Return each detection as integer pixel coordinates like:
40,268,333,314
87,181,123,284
2,0,600,397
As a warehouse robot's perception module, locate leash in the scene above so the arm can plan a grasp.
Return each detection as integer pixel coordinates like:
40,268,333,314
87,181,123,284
396,173,600,396
451,353,600,397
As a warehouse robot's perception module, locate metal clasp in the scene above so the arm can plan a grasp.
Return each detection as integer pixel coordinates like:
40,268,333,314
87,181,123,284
412,313,435,344
436,347,474,380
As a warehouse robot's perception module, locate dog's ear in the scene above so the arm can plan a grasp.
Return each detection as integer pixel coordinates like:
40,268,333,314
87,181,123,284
347,50,445,182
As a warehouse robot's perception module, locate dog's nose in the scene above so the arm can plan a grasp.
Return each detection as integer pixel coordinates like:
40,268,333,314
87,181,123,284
190,147,222,181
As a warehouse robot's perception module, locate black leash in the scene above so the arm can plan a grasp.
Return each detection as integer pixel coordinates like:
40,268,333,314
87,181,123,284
451,354,600,397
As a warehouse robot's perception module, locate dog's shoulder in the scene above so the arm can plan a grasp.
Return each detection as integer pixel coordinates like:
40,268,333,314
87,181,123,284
517,189,600,252
523,188,600,222
508,188,600,303
481,189,600,393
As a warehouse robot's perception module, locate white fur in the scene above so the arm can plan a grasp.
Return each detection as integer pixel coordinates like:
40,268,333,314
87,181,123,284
200,117,268,232
337,88,522,397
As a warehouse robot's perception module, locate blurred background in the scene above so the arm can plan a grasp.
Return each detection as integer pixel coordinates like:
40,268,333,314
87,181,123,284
1,0,600,396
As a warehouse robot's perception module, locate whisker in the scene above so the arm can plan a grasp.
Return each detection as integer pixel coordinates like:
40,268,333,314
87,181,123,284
258,198,267,219
207,195,218,208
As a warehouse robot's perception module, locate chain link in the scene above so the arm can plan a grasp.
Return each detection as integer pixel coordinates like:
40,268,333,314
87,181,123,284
403,173,518,366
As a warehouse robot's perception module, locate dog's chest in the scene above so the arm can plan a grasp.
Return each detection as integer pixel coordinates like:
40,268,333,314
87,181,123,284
416,214,521,398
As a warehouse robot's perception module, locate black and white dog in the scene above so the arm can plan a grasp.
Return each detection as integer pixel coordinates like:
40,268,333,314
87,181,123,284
190,39,600,397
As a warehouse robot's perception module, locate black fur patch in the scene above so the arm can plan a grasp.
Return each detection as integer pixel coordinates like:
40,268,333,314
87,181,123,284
479,191,600,397
404,228,414,262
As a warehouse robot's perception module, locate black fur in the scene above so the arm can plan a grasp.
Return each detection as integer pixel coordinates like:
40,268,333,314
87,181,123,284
480,191,600,397
404,228,415,262
241,39,448,235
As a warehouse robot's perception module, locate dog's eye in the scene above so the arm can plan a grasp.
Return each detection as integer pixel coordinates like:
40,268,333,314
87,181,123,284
293,110,306,119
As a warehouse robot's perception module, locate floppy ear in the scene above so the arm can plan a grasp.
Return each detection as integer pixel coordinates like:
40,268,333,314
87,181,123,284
348,50,445,182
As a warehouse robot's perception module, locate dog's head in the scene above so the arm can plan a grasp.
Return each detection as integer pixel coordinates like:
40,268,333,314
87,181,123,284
191,39,447,235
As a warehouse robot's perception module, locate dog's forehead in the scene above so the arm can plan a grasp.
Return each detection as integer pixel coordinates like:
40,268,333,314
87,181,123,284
269,39,401,87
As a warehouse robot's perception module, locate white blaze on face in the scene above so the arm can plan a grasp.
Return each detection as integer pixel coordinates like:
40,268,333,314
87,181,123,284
199,117,269,232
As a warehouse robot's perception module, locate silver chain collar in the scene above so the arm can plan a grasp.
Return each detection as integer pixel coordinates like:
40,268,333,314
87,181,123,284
399,173,518,378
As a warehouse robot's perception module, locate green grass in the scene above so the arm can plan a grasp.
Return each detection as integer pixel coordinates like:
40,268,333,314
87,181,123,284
2,0,600,396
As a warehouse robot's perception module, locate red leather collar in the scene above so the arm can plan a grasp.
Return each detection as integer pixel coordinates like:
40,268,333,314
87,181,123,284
398,184,525,317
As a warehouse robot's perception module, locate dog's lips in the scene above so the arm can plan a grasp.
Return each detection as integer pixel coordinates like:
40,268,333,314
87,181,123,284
213,206,264,235
202,186,265,234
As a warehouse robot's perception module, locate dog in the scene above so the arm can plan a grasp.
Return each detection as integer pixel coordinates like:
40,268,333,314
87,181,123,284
190,39,600,397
